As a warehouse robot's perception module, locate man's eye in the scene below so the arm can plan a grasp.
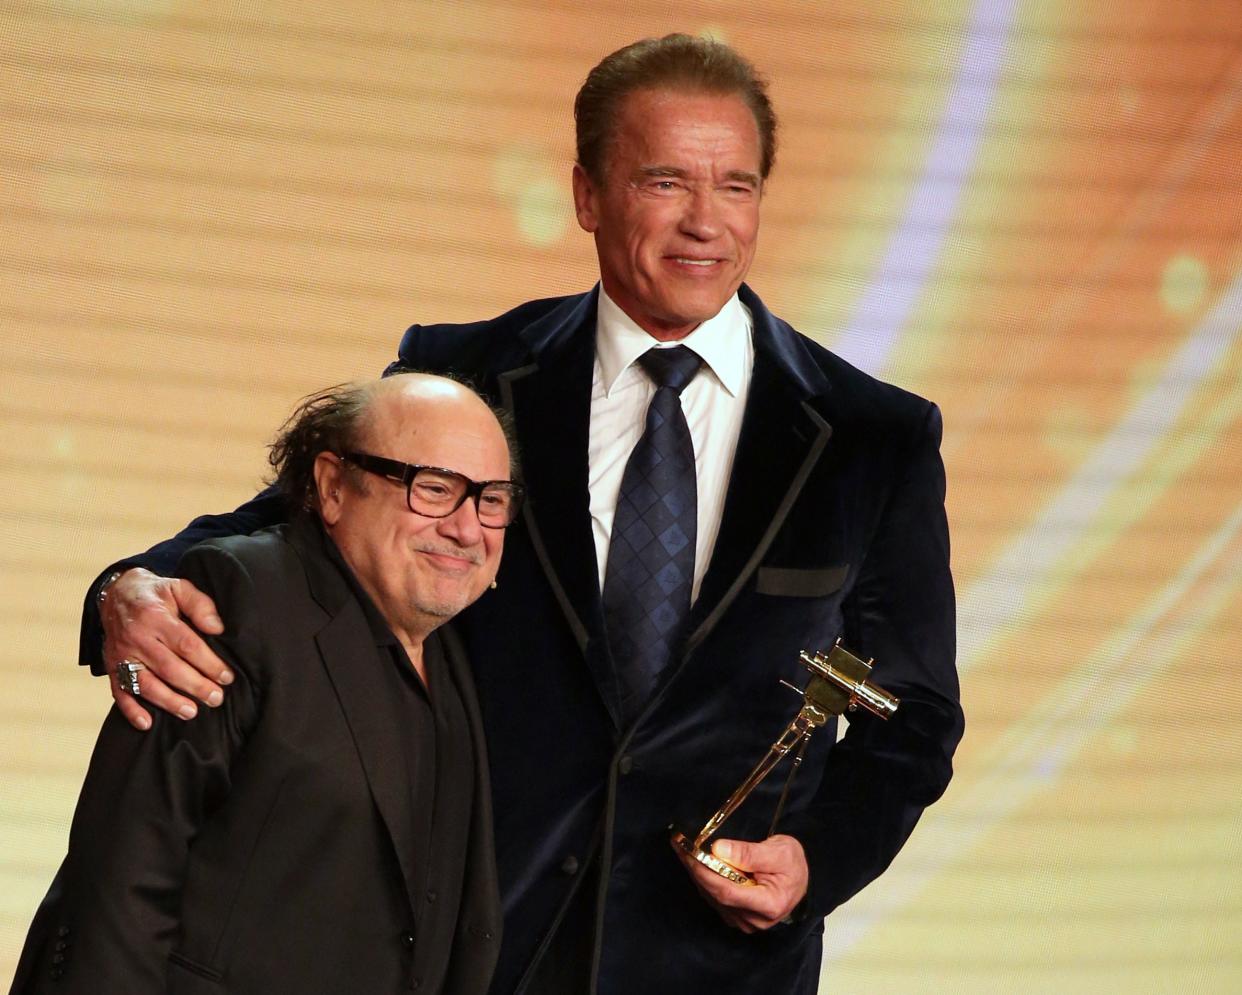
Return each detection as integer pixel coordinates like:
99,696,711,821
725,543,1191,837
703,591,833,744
414,482,453,501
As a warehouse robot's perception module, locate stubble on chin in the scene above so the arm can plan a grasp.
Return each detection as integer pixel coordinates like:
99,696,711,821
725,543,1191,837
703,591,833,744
408,577,483,622
405,546,487,619
414,597,461,619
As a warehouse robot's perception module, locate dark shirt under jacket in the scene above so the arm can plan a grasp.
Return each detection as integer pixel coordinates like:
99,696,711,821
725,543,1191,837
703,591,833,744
322,528,476,987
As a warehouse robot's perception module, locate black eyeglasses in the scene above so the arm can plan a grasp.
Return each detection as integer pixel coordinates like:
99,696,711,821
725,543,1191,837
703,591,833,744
341,452,525,529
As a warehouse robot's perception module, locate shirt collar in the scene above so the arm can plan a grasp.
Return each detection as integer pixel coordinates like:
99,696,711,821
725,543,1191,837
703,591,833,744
594,285,751,398
316,519,399,648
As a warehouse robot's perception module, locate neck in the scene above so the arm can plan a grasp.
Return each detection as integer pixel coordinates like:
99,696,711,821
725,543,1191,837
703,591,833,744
326,526,436,684
598,282,705,342
372,592,436,686
361,582,436,682
642,322,698,342
397,632,427,684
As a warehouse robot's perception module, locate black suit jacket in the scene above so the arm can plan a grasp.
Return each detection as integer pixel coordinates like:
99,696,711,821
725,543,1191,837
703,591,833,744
23,520,501,994
75,284,962,995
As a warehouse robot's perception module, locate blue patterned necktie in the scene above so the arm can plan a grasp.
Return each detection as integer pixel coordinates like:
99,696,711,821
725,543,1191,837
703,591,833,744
602,345,703,724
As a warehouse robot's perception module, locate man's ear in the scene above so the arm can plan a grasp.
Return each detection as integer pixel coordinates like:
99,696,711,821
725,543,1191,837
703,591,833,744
313,452,346,526
571,163,600,233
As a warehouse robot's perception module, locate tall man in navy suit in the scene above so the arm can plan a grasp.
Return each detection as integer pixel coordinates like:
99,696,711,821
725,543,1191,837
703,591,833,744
77,34,963,995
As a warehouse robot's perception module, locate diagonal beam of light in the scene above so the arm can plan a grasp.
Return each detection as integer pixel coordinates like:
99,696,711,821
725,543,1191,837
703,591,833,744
823,497,1242,963
819,267,1242,966
832,0,1020,374
957,270,1242,674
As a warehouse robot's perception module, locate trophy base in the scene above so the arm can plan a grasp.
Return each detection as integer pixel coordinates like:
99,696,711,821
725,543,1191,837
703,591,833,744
670,830,756,886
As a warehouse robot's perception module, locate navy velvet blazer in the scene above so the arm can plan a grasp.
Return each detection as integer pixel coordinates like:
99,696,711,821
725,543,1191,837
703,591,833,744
77,284,963,995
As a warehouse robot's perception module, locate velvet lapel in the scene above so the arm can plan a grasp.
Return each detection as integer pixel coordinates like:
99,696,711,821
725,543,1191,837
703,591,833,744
287,519,420,918
496,286,834,731
495,291,609,692
684,286,833,659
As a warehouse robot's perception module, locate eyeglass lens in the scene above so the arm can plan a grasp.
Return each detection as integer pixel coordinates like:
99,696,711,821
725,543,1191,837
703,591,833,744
408,468,517,525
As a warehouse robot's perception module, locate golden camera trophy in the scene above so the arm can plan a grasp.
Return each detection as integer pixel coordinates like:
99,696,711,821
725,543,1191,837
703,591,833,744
671,640,899,886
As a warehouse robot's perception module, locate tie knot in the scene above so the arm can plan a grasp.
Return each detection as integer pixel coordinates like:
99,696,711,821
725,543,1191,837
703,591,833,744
638,346,702,395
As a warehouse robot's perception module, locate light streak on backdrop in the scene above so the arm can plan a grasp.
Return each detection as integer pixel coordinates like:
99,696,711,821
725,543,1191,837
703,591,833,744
832,0,1019,374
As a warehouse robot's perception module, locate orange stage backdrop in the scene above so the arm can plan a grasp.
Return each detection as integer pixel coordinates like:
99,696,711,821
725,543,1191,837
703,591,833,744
2,2,1240,990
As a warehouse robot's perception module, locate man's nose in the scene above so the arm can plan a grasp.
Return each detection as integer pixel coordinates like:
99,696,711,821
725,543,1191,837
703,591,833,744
437,497,485,545
679,189,724,240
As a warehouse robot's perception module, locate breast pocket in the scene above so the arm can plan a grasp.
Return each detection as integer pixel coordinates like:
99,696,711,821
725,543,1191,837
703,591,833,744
754,564,849,598
167,951,226,994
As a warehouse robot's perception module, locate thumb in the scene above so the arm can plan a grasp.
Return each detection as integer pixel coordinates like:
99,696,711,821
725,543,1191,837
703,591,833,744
711,838,761,872
170,578,224,633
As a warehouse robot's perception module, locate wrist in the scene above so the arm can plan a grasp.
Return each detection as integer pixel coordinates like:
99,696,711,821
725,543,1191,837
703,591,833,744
97,569,126,607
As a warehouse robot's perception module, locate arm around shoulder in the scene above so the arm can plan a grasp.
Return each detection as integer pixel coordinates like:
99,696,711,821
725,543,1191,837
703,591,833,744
77,487,288,672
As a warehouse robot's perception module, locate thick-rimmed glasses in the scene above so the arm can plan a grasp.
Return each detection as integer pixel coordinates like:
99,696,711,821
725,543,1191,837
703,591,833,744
341,451,525,529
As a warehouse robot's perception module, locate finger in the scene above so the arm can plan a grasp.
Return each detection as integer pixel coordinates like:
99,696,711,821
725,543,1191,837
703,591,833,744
673,856,757,932
714,905,759,933
115,658,203,721
673,847,777,933
169,577,224,635
687,857,793,920
110,675,152,731
703,883,786,931
134,601,232,687
115,614,229,703
733,909,776,932
131,635,226,711
103,570,232,686
161,613,233,686
728,888,793,929
720,912,755,933
713,836,807,891
681,850,762,906
105,645,211,721
673,843,740,899
711,838,761,872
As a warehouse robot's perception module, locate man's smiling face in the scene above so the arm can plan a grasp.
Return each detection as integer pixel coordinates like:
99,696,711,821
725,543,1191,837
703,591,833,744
319,377,509,640
573,87,763,341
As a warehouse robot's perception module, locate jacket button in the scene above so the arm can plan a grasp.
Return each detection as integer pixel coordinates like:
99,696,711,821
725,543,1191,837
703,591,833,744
57,926,71,938
401,931,416,950
618,755,634,775
560,854,580,875
426,890,437,904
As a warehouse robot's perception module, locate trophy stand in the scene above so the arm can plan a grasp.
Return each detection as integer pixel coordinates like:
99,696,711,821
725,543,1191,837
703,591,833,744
671,640,899,886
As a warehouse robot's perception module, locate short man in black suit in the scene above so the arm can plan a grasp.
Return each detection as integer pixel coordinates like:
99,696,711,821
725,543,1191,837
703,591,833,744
73,34,964,995
13,374,517,993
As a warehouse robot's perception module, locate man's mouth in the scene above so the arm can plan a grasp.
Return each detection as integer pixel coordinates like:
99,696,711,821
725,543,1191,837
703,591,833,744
671,257,721,267
415,545,483,569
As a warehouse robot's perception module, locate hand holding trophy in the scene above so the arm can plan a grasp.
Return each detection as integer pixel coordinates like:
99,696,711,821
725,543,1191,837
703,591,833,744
671,640,899,886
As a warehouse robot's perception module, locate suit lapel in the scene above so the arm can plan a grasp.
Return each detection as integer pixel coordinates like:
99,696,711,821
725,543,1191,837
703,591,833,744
685,288,833,657
495,286,834,729
496,292,617,709
288,521,420,916
314,612,420,907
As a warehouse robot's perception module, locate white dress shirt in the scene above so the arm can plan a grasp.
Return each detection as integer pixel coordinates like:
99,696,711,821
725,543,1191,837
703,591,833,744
588,287,755,602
